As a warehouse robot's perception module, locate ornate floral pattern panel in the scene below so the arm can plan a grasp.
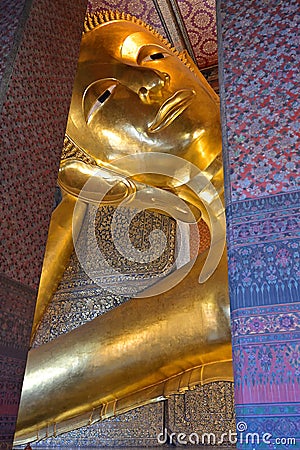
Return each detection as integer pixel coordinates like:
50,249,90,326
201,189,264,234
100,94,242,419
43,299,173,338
226,192,300,309
235,403,300,448
1,1,86,289
31,203,233,448
31,402,165,448
0,0,88,446
219,0,299,203
0,276,36,446
177,0,218,68
0,0,27,90
34,205,177,346
232,303,300,403
224,183,300,448
167,382,236,447
218,0,300,447
231,302,300,448
87,0,165,37
30,384,236,447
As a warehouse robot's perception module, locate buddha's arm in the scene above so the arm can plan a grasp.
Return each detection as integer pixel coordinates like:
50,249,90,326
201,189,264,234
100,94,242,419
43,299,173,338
31,194,87,342
31,158,207,343
15,249,232,445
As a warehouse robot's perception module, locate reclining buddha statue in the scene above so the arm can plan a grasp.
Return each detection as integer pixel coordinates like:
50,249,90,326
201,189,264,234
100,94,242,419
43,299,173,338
14,10,233,445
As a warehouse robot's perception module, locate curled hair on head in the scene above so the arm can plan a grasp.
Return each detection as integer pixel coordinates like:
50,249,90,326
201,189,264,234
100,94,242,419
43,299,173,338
83,10,192,69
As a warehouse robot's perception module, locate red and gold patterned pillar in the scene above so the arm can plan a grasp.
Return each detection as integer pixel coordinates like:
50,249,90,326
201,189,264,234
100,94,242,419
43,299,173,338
0,0,87,447
217,0,299,447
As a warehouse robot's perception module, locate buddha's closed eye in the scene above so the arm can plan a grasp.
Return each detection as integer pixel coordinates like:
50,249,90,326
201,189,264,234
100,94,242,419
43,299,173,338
98,89,112,103
85,83,117,123
137,44,171,65
144,52,165,61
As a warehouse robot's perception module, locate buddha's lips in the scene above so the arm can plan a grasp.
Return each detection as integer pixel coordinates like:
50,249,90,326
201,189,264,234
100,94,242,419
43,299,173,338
148,89,195,133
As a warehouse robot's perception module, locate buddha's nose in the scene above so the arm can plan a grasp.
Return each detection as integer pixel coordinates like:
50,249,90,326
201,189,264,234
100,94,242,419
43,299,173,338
138,70,170,102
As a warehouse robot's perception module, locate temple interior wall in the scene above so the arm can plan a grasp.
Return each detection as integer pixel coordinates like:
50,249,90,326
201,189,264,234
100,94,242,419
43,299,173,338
0,0,299,448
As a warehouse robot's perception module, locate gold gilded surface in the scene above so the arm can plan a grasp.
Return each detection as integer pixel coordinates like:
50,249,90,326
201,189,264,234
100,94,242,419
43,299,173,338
67,11,221,186
30,382,235,448
30,10,223,339
59,159,137,205
15,10,232,445
33,206,177,347
30,194,86,341
32,402,165,448
58,159,203,222
15,250,232,444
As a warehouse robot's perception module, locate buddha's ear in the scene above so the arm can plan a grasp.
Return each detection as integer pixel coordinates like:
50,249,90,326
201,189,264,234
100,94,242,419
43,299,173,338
178,49,220,105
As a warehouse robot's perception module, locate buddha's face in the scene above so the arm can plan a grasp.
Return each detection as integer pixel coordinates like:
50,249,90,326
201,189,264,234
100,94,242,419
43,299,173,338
67,19,221,184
